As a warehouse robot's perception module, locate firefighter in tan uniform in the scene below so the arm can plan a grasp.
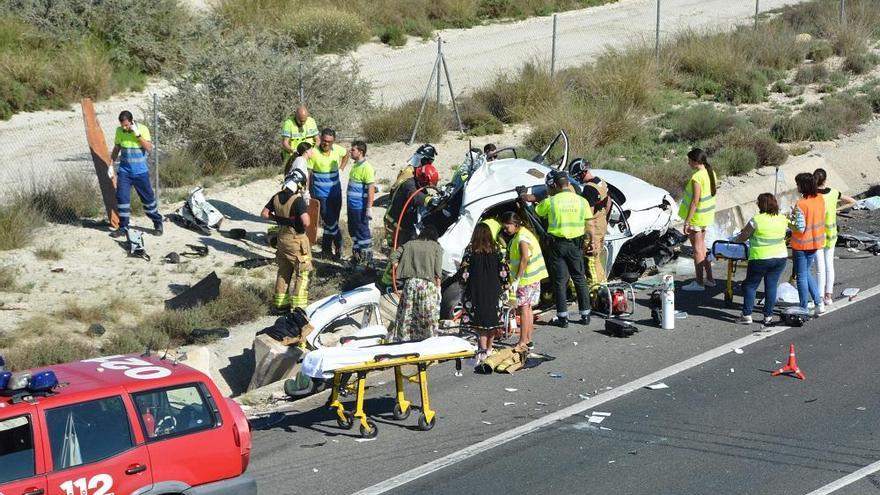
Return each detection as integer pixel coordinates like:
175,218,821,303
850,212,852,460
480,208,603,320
261,169,312,311
570,158,611,284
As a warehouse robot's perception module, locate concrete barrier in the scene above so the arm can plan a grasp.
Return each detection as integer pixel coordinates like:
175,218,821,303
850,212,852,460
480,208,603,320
247,334,304,391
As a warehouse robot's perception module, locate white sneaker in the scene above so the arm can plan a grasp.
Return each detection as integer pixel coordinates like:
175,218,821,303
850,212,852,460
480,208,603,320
761,315,774,330
682,281,705,292
735,315,753,325
703,279,717,288
816,303,826,316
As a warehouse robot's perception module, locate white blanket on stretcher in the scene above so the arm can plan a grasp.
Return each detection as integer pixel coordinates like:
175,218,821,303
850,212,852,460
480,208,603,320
302,336,476,379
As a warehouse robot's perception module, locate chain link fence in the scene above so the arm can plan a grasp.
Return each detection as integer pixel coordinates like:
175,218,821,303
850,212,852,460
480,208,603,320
0,0,848,227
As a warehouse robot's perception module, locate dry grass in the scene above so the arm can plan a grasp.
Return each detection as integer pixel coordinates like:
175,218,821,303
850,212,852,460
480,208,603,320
34,245,63,261
1,335,98,371
362,100,453,143
0,199,44,251
0,264,19,292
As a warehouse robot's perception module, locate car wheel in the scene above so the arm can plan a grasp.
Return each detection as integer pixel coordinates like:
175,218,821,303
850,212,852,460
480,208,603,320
440,281,462,320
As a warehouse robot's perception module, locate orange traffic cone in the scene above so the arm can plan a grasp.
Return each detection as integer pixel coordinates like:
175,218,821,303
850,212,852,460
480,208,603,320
771,343,805,380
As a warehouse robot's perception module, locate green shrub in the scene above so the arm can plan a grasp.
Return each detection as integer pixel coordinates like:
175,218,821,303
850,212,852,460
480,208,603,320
379,25,407,46
137,282,268,343
0,264,18,291
17,172,103,224
771,80,792,94
282,7,370,53
567,48,659,110
0,199,43,250
34,245,63,261
2,336,98,371
794,63,829,84
708,126,787,168
771,94,872,142
806,39,833,62
866,88,880,113
362,100,451,143
159,150,203,188
102,330,150,355
712,147,758,176
771,113,832,142
663,104,742,142
472,62,560,123
161,32,370,169
461,109,504,136
843,52,880,74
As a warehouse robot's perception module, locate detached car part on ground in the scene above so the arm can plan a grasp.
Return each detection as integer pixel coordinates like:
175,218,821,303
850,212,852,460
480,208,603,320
412,131,684,318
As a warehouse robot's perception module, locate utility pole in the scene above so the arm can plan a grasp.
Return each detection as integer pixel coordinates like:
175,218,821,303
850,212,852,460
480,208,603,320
436,37,442,108
655,0,661,63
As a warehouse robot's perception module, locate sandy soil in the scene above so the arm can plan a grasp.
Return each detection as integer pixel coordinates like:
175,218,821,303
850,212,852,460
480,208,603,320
0,124,526,333
0,0,809,195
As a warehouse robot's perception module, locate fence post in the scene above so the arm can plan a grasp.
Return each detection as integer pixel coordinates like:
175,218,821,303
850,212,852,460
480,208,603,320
436,37,442,108
655,0,661,63
839,0,846,26
754,0,760,30
550,14,557,78
153,93,159,197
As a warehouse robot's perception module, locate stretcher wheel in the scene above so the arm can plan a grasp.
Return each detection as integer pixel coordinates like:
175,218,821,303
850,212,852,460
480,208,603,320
337,411,355,430
417,414,435,431
360,420,378,439
392,404,411,420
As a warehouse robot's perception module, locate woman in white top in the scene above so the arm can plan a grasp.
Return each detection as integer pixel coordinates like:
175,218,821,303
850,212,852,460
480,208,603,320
288,142,314,202
813,168,856,305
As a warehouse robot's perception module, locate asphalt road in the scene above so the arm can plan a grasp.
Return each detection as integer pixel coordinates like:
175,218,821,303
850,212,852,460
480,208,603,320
248,254,880,495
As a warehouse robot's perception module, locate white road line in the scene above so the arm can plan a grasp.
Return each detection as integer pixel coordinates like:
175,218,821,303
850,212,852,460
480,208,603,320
353,283,880,495
805,459,880,495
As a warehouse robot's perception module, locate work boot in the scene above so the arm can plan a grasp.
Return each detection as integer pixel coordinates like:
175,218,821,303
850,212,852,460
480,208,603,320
109,228,127,238
548,316,568,328
153,221,163,237
577,314,591,326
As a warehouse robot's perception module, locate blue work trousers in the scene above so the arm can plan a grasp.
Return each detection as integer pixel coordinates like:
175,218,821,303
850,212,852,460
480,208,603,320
741,257,787,318
318,193,342,255
347,207,372,262
117,171,161,230
793,249,821,309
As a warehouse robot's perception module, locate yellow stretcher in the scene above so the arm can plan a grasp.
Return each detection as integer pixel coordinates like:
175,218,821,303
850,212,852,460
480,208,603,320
324,349,475,438
711,241,749,306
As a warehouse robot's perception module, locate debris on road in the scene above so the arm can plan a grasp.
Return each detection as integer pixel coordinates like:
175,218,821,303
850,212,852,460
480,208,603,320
504,387,518,392
856,406,867,411
842,288,860,301
503,402,516,406
481,420,492,425
548,372,563,378
646,382,669,390
734,348,744,354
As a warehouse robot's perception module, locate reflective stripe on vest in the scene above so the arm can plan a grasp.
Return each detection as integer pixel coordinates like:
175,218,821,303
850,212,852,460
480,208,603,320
509,227,549,285
822,188,840,248
791,195,826,250
678,168,717,227
749,213,789,260
115,126,149,175
347,160,374,210
546,191,590,239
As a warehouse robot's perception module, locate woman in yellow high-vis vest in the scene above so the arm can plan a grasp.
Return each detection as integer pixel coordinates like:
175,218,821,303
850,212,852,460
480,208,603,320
501,211,549,353
679,148,718,291
732,193,789,328
813,168,857,306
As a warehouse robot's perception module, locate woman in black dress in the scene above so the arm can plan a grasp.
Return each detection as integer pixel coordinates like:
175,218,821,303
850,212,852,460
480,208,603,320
460,223,510,365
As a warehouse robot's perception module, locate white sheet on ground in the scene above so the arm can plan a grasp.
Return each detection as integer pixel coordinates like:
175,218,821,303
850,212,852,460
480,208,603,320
302,336,476,379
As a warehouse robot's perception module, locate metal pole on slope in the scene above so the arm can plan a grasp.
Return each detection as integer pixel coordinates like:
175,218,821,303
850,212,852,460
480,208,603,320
153,93,160,197
436,37,442,109
409,49,441,145
754,0,760,30
440,52,464,133
550,14,557,78
840,0,846,27
655,0,661,63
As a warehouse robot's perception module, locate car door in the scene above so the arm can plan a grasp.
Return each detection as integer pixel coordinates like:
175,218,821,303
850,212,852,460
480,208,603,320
132,382,242,486
0,411,47,495
40,394,152,495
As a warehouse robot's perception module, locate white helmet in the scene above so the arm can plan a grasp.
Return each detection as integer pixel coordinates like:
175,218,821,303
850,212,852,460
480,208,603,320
283,169,307,193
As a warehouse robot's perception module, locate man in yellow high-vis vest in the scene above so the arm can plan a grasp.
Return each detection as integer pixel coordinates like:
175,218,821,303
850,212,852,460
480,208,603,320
524,170,592,328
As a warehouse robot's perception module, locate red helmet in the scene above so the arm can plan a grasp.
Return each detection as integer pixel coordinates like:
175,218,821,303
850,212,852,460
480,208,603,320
414,163,439,187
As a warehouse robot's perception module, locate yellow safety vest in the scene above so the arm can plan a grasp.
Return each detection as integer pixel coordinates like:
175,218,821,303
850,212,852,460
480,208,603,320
679,168,717,227
748,213,789,260
822,188,840,249
281,116,319,160
509,227,548,285
536,190,590,239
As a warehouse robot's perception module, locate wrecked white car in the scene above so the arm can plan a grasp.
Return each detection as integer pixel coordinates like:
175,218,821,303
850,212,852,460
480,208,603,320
416,131,685,317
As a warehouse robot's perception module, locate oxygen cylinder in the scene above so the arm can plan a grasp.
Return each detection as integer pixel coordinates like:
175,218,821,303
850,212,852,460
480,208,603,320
661,274,675,330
